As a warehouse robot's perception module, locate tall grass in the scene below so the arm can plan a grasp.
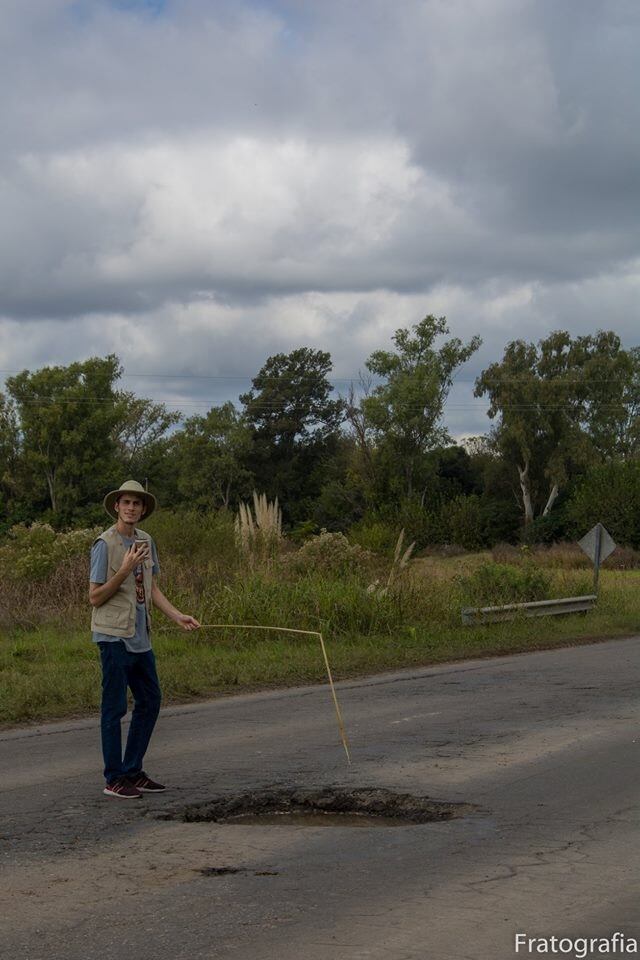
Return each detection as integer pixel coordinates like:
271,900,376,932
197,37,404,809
1,510,639,725
2,567,638,726
234,492,283,570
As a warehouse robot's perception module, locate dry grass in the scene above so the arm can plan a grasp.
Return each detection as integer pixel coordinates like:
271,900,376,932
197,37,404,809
234,491,283,569
412,551,492,580
0,553,88,630
386,529,416,590
492,542,640,570
419,543,470,559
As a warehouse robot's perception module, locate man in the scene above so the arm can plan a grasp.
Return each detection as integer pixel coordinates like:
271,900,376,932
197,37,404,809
89,480,200,799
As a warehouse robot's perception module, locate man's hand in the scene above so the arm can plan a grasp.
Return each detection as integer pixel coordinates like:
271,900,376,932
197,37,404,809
90,543,149,608
174,614,200,631
118,543,149,576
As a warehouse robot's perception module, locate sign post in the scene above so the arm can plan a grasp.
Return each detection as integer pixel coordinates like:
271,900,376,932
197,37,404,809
577,523,616,595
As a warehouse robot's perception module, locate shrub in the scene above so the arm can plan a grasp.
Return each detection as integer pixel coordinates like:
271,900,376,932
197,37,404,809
312,481,365,532
477,497,521,546
447,495,485,551
144,508,237,565
286,530,371,577
457,561,552,606
521,508,571,546
348,519,400,555
288,519,319,543
0,523,100,581
418,508,451,547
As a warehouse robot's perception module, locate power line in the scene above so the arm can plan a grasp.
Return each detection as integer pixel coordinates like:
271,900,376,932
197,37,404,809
0,369,637,385
7,398,637,412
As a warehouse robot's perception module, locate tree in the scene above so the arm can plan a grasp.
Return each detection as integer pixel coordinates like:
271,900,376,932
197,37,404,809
435,445,483,499
474,329,639,528
566,460,640,548
344,380,378,502
240,348,344,517
576,336,640,460
114,395,180,476
113,393,181,508
6,356,125,521
0,392,20,526
358,315,481,501
172,402,253,509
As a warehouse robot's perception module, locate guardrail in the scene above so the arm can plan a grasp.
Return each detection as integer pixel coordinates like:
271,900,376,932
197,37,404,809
462,594,597,625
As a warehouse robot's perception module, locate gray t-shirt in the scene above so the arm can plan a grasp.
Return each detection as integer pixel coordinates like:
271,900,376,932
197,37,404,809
90,535,160,653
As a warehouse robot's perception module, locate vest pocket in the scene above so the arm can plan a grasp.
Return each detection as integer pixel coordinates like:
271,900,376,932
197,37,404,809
94,601,132,630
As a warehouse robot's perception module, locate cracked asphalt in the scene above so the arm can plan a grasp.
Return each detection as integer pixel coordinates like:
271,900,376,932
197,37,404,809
2,635,640,960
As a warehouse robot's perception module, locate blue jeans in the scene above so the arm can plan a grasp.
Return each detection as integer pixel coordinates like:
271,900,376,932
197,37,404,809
98,641,162,784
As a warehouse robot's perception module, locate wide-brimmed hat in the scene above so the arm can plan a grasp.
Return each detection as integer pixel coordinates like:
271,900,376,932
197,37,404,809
103,480,157,520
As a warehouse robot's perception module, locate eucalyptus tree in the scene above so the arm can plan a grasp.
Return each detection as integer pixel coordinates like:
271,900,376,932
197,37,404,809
359,315,481,502
475,329,639,527
0,391,19,523
114,395,180,474
577,336,640,460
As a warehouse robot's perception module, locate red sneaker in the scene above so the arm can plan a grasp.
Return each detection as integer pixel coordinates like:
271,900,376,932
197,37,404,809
103,777,143,799
129,772,166,793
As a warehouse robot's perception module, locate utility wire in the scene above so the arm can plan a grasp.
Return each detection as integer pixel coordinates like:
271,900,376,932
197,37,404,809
0,370,636,385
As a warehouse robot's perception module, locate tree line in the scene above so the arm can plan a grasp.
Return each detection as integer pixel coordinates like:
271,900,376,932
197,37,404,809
1,316,639,547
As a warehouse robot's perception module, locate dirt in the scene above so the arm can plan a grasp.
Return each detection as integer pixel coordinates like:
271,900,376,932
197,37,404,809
159,786,476,826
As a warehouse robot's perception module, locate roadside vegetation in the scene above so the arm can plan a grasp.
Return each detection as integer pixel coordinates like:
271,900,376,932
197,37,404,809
1,510,638,726
1,318,639,724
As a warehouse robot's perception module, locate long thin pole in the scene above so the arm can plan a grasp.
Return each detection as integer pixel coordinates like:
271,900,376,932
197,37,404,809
196,624,351,763
594,523,602,595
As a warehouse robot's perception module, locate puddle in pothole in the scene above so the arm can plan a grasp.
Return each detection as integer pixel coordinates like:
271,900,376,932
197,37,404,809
224,811,420,827
159,786,475,828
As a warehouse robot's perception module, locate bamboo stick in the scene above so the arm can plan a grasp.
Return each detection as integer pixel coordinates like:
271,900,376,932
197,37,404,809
196,624,351,763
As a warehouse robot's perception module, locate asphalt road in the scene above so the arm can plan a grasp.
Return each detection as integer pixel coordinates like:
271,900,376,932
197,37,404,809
2,636,640,960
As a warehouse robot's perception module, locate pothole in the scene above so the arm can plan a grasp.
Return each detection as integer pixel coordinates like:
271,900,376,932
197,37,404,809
198,868,280,877
160,787,474,827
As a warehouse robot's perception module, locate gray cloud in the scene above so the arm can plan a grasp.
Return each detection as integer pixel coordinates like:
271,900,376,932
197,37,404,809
0,0,638,434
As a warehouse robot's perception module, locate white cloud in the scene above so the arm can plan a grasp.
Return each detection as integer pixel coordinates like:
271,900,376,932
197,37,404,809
0,133,470,315
0,0,639,435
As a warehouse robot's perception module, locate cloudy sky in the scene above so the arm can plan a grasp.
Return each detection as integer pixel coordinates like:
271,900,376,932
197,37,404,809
1,0,638,436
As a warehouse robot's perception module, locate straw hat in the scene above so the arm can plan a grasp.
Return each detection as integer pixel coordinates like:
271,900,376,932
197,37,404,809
103,480,157,520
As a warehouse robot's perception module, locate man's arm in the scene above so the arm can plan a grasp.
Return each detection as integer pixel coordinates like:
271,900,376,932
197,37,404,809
89,544,148,607
151,579,200,631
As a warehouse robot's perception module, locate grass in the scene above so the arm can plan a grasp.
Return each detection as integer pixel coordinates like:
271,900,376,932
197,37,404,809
1,514,638,725
1,563,638,727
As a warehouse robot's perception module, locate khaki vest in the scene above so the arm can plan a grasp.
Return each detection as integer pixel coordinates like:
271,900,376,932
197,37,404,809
91,526,154,638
